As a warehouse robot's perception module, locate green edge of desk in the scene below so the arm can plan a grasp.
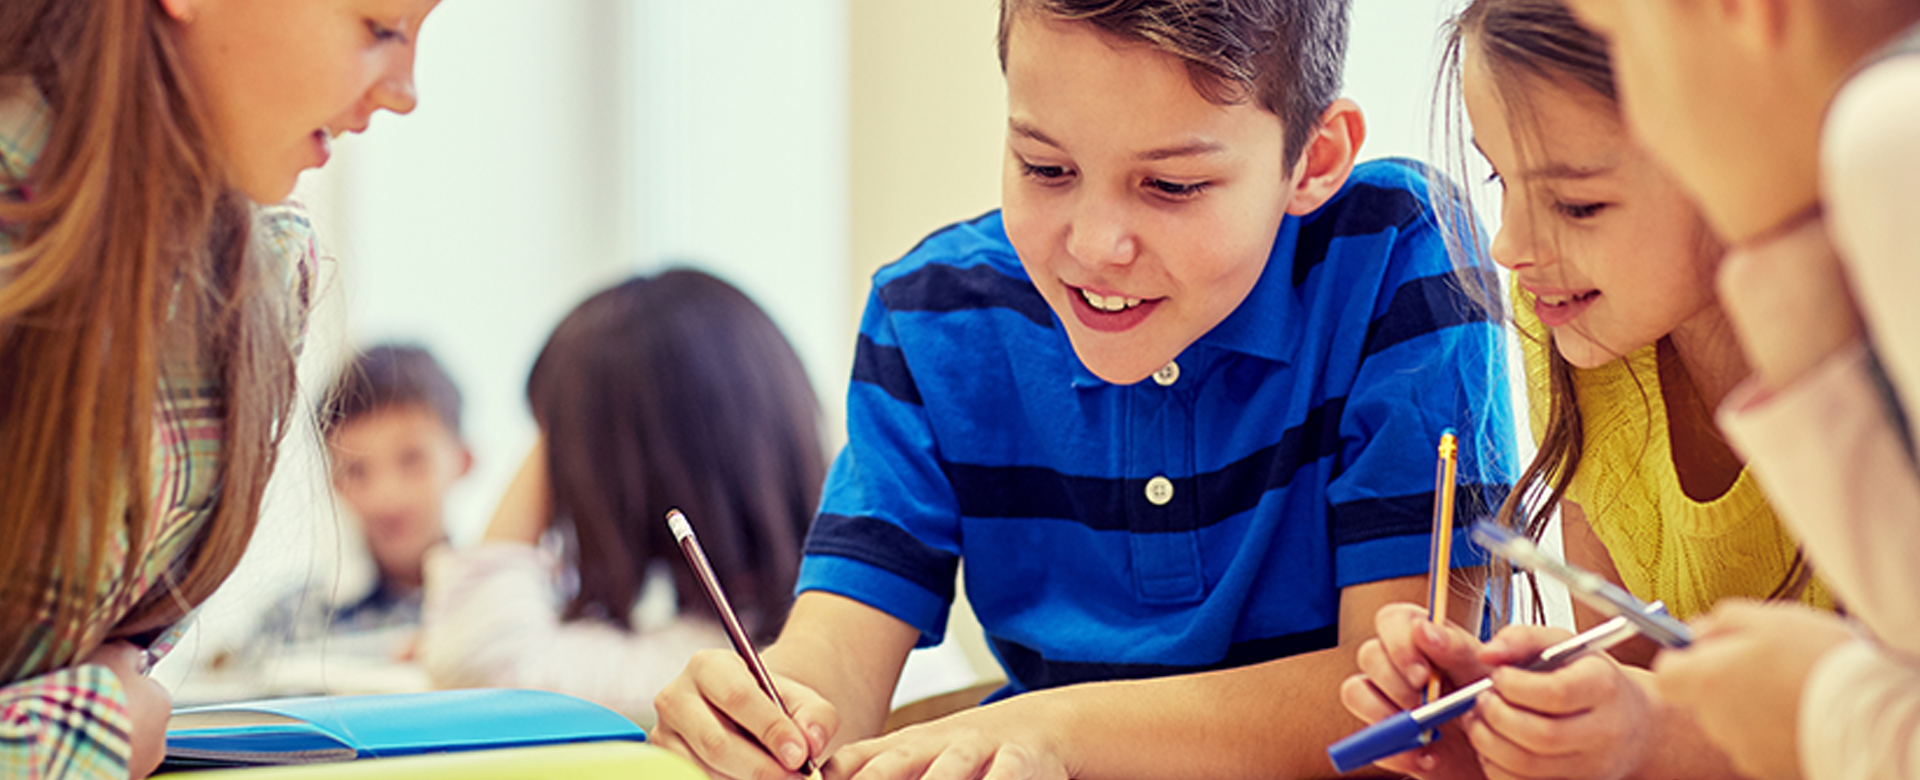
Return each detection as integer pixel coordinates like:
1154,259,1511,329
153,741,703,779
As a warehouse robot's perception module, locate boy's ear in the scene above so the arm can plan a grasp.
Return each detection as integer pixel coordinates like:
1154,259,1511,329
456,445,474,479
1284,98,1366,217
154,0,199,23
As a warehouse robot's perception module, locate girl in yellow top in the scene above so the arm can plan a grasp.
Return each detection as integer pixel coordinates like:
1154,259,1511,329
1341,2,1831,780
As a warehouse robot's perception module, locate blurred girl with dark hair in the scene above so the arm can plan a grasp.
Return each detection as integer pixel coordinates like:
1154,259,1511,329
420,268,825,726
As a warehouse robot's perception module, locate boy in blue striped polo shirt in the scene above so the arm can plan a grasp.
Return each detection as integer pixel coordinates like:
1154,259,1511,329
653,2,1516,778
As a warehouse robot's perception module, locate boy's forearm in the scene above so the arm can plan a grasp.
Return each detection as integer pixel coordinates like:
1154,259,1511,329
1027,573,1434,779
1021,644,1370,780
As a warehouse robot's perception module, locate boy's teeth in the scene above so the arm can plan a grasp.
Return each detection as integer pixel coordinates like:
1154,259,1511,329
1079,288,1143,312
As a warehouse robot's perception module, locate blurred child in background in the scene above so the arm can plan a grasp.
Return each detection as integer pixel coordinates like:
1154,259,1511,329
420,269,824,725
254,344,471,655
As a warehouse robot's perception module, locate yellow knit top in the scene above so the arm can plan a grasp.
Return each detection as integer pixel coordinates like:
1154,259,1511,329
1515,289,1832,620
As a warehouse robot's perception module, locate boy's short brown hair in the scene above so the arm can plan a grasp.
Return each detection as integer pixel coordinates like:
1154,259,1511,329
319,344,463,439
998,0,1351,164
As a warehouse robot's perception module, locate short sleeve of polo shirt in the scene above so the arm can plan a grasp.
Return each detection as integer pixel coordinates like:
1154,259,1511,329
1316,163,1515,588
797,275,968,647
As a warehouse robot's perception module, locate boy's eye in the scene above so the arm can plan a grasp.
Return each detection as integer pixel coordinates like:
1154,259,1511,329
1022,162,1072,182
1555,201,1607,219
1146,178,1210,199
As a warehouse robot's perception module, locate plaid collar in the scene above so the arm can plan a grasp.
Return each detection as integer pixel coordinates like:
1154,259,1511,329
0,78,50,199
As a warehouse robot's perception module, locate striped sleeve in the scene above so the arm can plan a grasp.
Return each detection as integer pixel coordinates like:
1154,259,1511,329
0,664,132,780
797,282,964,647
1325,174,1516,588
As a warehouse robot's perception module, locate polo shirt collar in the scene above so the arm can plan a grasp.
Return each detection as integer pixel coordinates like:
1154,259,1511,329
1066,216,1302,388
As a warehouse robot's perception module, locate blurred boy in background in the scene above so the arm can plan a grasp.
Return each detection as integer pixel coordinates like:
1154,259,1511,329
253,344,473,654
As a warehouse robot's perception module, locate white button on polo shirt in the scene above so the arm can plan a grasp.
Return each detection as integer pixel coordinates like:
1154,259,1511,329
1152,360,1180,386
1145,476,1174,506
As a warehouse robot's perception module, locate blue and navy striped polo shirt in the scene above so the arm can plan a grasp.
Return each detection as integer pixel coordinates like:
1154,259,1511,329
799,159,1516,697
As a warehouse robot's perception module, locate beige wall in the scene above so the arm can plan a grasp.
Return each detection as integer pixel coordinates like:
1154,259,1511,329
848,0,1006,311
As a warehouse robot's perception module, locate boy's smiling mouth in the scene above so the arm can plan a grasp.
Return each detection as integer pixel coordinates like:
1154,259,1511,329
1067,285,1162,332
1079,288,1144,312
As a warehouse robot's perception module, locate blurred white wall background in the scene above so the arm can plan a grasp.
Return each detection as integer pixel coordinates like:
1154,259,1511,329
165,0,1570,688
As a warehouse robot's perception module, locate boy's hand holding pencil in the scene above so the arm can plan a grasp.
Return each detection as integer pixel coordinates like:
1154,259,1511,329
654,509,835,780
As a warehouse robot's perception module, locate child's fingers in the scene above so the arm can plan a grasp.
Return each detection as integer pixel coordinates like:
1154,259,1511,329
656,649,814,779
1459,708,1580,780
1338,672,1405,723
1471,687,1585,757
836,737,932,780
1478,624,1575,666
1412,618,1494,686
1366,749,1431,778
778,679,840,758
652,695,795,780
1351,637,1428,710
1368,603,1450,695
1485,654,1615,717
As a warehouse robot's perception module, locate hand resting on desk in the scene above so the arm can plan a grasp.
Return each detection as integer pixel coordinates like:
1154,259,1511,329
824,692,1070,780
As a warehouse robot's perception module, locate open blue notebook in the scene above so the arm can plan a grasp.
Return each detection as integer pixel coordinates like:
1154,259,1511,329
161,689,645,771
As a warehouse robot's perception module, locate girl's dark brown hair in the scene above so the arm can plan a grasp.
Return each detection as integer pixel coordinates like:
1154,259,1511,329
1441,0,1812,623
528,269,825,643
0,0,297,674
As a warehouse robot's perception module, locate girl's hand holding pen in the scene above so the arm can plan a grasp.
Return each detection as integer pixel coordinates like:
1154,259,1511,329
1653,600,1853,780
1465,625,1654,780
1340,602,1493,780
652,649,838,780
1341,604,1661,780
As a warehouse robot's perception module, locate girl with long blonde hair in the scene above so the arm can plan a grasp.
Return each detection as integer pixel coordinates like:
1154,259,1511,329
0,1,436,777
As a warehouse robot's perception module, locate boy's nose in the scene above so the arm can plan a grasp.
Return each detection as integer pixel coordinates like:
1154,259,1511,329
1065,198,1138,268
